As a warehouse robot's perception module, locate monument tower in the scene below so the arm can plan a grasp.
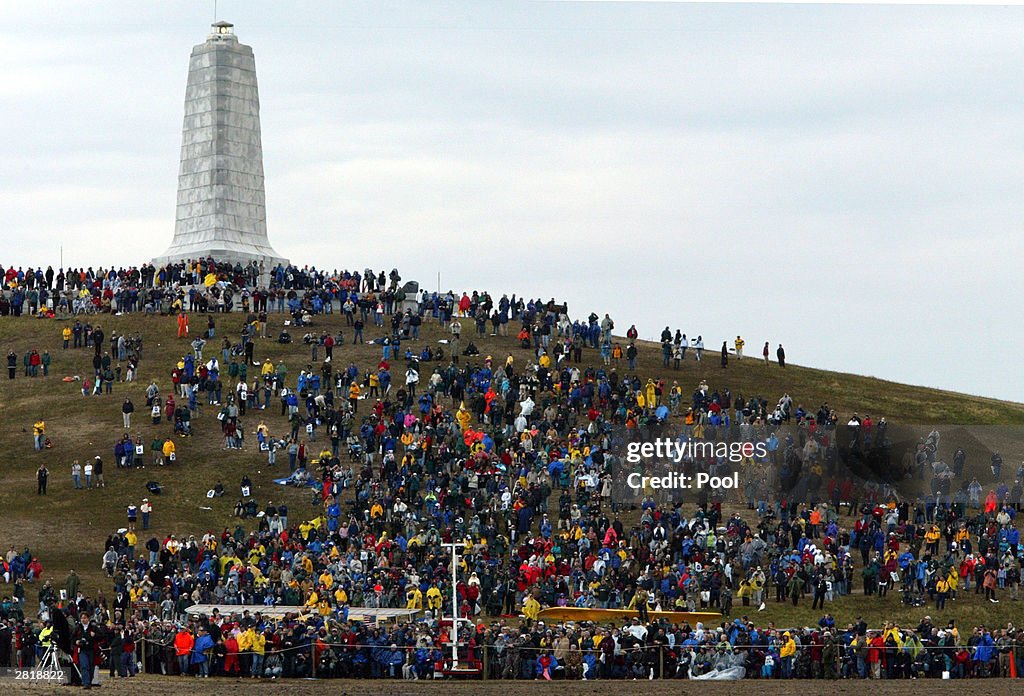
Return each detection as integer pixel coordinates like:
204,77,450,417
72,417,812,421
154,21,288,270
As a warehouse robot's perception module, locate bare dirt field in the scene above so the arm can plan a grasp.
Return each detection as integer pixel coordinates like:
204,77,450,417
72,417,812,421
5,675,1022,696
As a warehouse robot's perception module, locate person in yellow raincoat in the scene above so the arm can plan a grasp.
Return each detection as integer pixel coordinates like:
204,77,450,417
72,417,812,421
935,576,950,609
217,553,237,576
250,628,267,674
736,579,752,605
426,585,443,615
523,594,541,627
779,631,797,677
881,622,902,648
644,379,657,407
946,565,959,599
298,553,314,577
456,403,472,431
406,586,423,610
236,625,254,667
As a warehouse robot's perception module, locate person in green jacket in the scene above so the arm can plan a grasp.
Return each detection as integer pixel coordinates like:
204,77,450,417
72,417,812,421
822,632,838,679
152,437,165,466
788,573,803,606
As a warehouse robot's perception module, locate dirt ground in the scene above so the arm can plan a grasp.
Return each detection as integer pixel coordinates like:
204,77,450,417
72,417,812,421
5,675,1023,696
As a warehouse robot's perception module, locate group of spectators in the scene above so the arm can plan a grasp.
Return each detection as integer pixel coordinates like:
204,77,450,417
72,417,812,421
1,256,1022,682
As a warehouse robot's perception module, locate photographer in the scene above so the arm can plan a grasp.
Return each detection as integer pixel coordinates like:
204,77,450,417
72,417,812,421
74,611,100,689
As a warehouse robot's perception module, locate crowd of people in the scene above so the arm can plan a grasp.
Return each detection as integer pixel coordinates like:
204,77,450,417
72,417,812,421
1,257,1023,683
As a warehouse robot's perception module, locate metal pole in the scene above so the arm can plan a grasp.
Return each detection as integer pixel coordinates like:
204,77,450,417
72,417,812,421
451,542,458,666
442,542,459,668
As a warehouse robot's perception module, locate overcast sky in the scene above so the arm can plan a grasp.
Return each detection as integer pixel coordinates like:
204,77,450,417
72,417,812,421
1,2,1021,402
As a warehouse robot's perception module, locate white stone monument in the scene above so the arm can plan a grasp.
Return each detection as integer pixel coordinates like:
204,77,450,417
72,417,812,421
154,21,288,271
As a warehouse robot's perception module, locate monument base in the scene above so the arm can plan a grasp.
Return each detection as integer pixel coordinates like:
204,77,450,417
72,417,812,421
153,241,288,275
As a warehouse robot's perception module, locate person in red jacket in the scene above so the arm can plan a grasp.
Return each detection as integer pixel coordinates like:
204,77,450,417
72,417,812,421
867,631,884,678
27,557,43,581
985,490,998,514
223,630,240,676
174,626,195,676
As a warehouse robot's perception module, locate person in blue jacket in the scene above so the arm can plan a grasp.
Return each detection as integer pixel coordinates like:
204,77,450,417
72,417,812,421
191,626,215,677
535,651,559,680
380,643,405,678
972,628,995,676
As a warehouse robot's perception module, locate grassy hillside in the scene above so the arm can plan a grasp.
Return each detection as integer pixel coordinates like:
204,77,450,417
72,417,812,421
1,308,1022,628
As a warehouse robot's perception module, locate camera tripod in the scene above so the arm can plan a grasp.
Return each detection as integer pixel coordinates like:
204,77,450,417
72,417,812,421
39,643,81,684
